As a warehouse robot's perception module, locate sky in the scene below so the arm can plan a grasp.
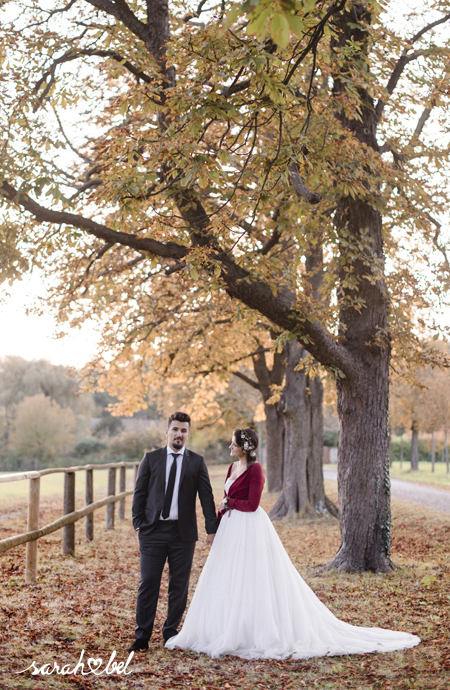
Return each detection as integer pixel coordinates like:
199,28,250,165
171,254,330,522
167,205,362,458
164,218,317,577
0,273,101,368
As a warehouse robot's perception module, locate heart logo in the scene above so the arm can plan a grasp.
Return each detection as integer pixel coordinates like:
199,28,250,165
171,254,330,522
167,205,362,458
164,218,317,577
87,658,103,674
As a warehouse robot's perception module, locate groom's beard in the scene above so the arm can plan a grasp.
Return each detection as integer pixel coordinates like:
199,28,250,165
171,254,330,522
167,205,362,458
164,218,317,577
172,438,184,450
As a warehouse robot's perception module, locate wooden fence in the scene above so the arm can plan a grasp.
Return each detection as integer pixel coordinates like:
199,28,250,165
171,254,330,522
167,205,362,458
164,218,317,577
0,461,140,584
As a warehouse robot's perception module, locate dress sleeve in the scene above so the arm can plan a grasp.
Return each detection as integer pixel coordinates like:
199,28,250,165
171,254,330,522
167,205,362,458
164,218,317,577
227,463,265,512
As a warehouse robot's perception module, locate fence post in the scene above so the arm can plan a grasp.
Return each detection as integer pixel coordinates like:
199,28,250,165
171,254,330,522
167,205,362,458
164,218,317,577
106,467,116,529
63,472,75,555
25,476,40,584
85,468,94,541
119,465,126,520
134,463,139,485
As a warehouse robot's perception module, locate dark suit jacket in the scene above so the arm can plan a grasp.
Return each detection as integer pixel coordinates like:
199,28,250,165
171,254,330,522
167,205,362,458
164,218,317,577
132,447,218,542
218,461,265,521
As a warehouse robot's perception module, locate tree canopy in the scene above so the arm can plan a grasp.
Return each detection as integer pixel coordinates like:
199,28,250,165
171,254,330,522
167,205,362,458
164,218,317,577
1,0,449,371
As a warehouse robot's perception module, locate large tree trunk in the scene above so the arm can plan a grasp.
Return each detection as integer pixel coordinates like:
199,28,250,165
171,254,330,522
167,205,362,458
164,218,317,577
328,352,392,572
251,348,287,492
269,343,337,519
324,5,393,573
308,375,337,517
410,422,419,470
264,401,285,492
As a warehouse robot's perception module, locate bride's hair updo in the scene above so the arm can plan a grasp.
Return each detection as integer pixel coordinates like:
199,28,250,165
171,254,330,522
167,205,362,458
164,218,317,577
234,428,259,466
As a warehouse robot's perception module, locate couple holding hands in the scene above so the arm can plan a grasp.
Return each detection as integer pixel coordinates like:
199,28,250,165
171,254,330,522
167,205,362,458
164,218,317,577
128,411,419,660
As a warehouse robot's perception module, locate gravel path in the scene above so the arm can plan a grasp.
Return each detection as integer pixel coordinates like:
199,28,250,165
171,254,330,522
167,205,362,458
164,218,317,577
323,466,450,514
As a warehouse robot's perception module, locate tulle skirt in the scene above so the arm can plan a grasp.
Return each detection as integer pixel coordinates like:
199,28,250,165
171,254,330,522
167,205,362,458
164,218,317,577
165,507,420,660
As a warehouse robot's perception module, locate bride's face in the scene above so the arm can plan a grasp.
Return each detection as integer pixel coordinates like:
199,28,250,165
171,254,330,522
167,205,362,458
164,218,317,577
230,435,245,459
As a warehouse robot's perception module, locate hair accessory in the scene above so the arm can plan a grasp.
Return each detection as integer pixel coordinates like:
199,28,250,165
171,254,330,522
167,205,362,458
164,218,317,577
240,429,256,456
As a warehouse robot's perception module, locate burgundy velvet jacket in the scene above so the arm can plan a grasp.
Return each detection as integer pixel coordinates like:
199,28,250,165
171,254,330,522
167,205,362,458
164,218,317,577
218,461,265,521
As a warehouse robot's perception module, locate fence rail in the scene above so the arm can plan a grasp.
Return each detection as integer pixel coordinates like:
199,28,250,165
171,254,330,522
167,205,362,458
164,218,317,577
0,461,140,584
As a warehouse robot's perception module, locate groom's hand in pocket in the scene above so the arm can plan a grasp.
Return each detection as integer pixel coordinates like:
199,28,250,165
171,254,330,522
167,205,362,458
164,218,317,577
205,533,215,545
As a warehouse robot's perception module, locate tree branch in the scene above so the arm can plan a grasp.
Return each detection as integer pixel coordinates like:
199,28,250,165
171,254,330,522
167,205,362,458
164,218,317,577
232,370,261,391
35,49,153,110
52,107,93,164
0,181,187,260
411,13,450,44
70,179,103,199
259,229,281,255
165,261,186,276
411,106,432,141
183,0,209,22
375,11,450,121
288,163,322,204
283,0,347,86
1,180,357,379
84,0,148,45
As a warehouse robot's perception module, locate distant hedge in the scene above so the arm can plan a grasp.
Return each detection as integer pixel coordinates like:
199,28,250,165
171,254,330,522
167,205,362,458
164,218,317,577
391,440,445,463
323,428,339,447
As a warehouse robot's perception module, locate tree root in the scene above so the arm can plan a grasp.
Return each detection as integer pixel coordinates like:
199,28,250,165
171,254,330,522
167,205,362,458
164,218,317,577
321,547,395,574
269,496,339,521
324,494,339,519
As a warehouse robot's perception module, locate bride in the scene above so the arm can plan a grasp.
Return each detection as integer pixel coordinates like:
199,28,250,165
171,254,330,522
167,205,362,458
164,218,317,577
165,428,420,660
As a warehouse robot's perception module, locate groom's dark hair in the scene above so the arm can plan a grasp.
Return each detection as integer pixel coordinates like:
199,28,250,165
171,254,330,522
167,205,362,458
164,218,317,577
167,411,191,428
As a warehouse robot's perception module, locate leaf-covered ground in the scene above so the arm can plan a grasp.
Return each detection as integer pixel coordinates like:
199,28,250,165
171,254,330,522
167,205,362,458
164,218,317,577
1,465,449,690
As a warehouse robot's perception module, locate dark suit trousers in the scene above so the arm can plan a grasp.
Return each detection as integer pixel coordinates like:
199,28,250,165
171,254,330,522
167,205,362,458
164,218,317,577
135,521,196,642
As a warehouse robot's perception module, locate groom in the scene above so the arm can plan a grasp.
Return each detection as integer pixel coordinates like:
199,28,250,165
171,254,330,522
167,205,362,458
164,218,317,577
128,411,218,651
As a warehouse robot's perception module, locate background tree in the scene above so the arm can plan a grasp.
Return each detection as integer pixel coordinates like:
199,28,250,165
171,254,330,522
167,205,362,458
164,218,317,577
2,1,450,571
10,394,75,469
425,367,450,474
0,356,92,454
390,377,425,471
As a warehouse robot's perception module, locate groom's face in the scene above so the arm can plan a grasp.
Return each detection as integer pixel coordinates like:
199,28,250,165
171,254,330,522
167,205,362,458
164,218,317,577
166,420,190,450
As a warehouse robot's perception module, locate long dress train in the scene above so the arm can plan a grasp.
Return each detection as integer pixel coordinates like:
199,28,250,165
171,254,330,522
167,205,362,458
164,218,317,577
166,478,420,660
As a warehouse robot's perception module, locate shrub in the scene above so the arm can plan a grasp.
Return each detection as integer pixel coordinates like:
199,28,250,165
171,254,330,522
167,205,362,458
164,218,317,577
92,415,124,437
323,428,339,447
73,437,106,457
391,440,435,463
107,424,166,460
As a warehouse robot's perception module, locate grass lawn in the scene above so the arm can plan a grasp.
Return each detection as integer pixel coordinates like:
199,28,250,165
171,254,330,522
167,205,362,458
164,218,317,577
389,461,450,491
0,464,449,689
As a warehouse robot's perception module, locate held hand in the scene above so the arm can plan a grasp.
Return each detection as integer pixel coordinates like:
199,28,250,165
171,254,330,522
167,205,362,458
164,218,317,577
205,533,215,545
218,500,227,512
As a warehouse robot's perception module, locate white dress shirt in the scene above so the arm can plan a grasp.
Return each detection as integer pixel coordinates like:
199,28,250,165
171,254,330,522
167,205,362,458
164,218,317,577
160,445,185,521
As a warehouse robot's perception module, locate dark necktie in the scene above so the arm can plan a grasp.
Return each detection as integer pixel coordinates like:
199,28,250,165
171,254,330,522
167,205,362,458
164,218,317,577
162,454,180,519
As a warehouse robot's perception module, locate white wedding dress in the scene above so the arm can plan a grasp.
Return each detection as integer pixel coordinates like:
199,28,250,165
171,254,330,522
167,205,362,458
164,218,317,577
166,478,420,660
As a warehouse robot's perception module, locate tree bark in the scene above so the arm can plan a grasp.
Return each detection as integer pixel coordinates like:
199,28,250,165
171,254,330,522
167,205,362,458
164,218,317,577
410,422,419,470
269,343,337,519
327,351,392,572
251,348,286,492
308,374,338,518
264,402,285,492
324,5,393,573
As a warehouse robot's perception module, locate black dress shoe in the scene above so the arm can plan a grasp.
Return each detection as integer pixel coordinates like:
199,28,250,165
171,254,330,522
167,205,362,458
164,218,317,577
127,640,149,652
